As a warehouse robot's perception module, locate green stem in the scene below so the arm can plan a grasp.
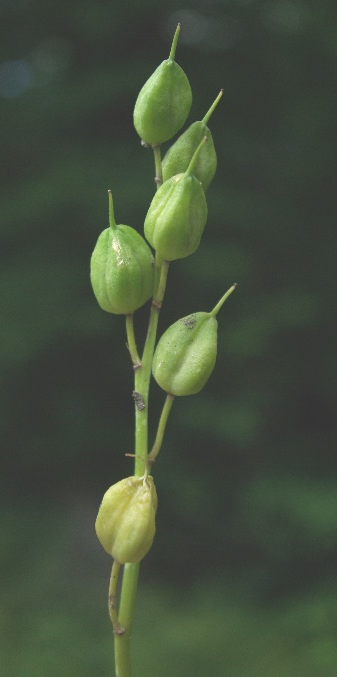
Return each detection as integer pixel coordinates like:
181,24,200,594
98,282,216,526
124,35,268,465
133,257,169,478
153,251,163,302
153,144,163,186
114,563,139,677
125,314,141,368
114,150,169,677
152,145,164,293
154,259,169,308
109,560,124,636
148,393,175,464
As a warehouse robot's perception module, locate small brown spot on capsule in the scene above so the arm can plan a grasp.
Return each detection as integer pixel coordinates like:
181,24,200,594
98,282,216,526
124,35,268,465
182,315,196,329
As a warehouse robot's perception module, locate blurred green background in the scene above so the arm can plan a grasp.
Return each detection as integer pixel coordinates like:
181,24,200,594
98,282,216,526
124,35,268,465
1,0,337,675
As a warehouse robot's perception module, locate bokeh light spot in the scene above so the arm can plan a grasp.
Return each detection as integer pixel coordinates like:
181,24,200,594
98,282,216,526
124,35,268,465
0,59,32,97
166,10,242,52
261,0,306,35
31,37,72,77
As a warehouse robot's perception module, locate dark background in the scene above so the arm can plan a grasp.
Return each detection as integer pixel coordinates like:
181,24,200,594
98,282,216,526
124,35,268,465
1,1,337,675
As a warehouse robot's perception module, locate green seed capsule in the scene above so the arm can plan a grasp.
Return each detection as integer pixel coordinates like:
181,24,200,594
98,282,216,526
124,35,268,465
144,138,208,261
95,475,158,564
133,24,192,146
152,286,236,396
162,90,223,191
90,191,154,314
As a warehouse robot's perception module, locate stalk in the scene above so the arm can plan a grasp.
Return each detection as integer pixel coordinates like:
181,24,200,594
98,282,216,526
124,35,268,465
125,315,141,368
113,564,139,677
113,150,169,677
153,144,163,185
148,394,175,464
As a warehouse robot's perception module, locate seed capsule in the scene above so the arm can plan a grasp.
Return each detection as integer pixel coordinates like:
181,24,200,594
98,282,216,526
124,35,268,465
162,90,223,190
152,286,236,396
90,191,154,314
133,24,192,146
95,475,158,564
144,137,208,261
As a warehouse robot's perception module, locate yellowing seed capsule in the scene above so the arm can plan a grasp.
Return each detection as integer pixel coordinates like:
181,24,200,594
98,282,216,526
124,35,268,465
95,475,157,564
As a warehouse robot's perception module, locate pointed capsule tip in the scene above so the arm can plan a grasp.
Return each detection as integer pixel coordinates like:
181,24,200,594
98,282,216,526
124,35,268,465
202,90,224,124
210,284,237,317
169,23,181,61
185,135,207,177
108,190,116,230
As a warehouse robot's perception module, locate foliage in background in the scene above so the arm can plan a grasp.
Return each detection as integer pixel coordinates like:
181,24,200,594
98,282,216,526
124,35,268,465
1,0,337,674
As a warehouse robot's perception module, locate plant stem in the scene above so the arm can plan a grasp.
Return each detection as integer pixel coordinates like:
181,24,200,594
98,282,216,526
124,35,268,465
153,144,163,187
109,560,124,636
113,149,169,677
148,393,174,464
125,315,141,368
152,145,163,294
114,563,139,677
133,257,169,479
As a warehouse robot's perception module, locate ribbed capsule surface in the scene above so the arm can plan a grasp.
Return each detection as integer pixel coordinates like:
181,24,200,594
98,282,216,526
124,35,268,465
95,476,158,564
144,173,207,261
152,312,218,396
90,225,154,315
162,122,217,190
